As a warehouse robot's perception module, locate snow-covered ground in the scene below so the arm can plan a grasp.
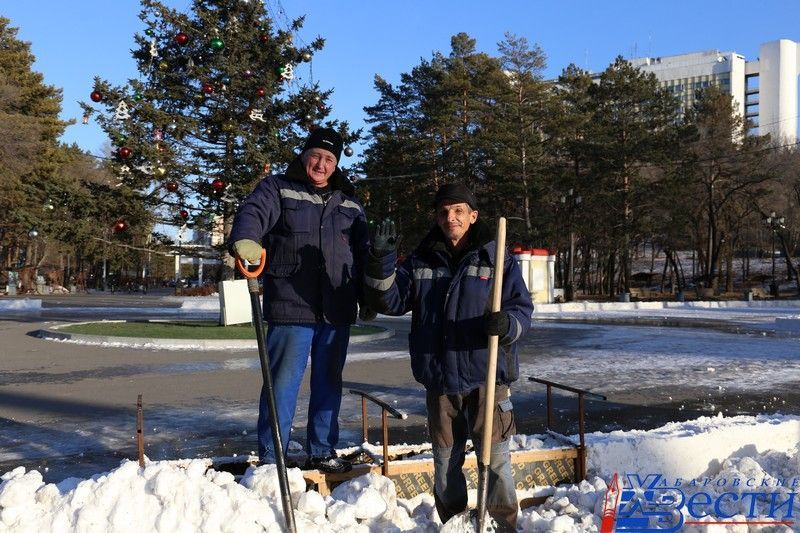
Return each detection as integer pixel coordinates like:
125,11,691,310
1,414,797,532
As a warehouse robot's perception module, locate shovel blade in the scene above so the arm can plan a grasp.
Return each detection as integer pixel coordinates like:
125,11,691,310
440,509,516,533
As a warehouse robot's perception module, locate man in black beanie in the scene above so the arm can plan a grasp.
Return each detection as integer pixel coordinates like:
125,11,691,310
363,182,533,526
228,127,372,474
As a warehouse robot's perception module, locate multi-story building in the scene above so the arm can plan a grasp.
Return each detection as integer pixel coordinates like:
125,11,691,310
629,39,799,144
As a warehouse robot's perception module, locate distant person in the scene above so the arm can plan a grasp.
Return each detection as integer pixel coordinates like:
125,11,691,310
364,183,533,526
228,128,372,473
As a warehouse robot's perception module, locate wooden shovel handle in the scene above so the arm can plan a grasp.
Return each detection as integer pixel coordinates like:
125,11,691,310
480,217,506,466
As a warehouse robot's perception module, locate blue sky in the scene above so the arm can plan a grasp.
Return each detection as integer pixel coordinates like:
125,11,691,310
3,0,800,161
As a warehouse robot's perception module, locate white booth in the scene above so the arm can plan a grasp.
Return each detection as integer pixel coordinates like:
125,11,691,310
513,247,556,304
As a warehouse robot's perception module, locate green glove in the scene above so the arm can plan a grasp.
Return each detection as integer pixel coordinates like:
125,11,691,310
233,239,262,263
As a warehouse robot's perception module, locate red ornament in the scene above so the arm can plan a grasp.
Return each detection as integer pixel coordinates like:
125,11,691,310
166,181,178,192
259,34,269,43
211,178,226,193
202,82,214,94
175,32,189,45
90,91,103,102
255,87,266,97
118,147,132,159
179,209,189,220
112,219,128,233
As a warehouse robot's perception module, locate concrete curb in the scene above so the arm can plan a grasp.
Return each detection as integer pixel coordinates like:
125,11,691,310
35,320,395,350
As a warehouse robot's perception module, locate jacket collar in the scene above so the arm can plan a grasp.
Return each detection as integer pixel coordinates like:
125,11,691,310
284,156,355,196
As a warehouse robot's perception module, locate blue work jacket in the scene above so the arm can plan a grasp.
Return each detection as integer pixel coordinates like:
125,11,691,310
228,158,369,325
364,220,533,394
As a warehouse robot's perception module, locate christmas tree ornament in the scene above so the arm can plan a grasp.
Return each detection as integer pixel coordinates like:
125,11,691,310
28,229,38,238
154,129,163,141
167,121,177,131
344,146,354,157
249,109,266,122
179,209,189,219
255,87,266,97
114,101,131,120
112,219,128,233
43,200,54,210
175,32,189,45
120,165,130,174
158,61,169,71
116,134,128,144
166,181,178,192
221,75,231,84
211,178,226,193
145,28,155,37
133,93,144,101
210,38,224,51
149,39,158,58
118,146,133,159
279,63,294,81
157,166,166,175
186,58,195,70
243,69,253,79
259,34,269,43
301,51,312,62
202,82,214,94
90,90,103,102
82,114,90,125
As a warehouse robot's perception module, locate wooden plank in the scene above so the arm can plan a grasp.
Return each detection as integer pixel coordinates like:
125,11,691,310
302,447,579,498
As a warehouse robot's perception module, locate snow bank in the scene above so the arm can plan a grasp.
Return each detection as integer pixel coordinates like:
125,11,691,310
536,300,800,313
178,296,220,311
1,415,797,532
0,298,41,312
586,413,800,480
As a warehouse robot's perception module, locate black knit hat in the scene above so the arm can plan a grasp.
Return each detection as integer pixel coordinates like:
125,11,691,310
433,183,478,210
302,127,343,162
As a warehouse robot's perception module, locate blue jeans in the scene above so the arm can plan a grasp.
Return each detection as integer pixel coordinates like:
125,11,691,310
258,323,350,463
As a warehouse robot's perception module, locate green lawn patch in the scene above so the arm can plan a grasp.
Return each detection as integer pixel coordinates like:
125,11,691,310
59,321,384,339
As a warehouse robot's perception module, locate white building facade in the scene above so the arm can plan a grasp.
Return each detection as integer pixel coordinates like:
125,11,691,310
629,39,800,144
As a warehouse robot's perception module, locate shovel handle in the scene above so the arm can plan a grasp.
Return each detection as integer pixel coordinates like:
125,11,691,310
235,249,267,278
477,217,506,532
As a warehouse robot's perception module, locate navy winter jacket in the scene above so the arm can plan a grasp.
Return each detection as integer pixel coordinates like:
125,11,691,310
364,220,533,395
228,157,369,325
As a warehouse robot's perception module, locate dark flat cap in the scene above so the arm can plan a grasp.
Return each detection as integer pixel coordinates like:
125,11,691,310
433,183,478,210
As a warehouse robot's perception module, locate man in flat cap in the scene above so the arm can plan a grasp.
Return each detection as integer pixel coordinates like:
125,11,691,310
228,127,371,473
363,182,533,526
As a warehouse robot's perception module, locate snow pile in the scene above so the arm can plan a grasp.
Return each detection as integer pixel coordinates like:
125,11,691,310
586,413,800,480
1,415,798,532
0,298,41,312
178,297,220,311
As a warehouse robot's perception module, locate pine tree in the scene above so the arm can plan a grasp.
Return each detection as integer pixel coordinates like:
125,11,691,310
0,17,69,269
80,0,356,279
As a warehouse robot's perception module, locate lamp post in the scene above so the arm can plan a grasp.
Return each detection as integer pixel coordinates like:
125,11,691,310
560,189,582,302
764,211,785,297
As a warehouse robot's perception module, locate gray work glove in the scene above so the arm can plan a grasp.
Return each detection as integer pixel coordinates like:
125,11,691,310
232,239,262,262
372,218,400,257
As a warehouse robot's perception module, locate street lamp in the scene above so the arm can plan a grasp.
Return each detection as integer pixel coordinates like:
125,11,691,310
560,189,582,301
764,211,785,297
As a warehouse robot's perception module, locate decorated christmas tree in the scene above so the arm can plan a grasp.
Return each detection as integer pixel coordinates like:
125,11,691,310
80,0,356,280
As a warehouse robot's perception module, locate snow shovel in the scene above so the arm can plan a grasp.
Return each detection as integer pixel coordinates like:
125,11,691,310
443,217,515,533
236,250,297,533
